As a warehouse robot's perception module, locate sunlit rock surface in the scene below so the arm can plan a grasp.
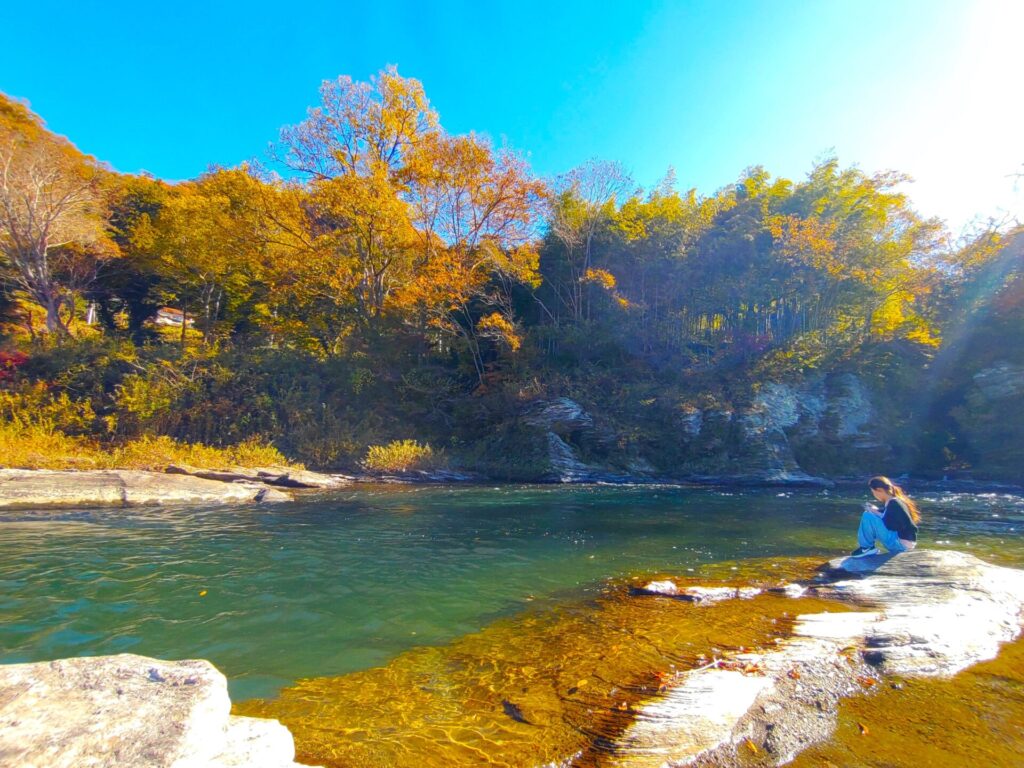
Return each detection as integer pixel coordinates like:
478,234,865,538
0,654,314,768
819,548,1024,675
615,549,1024,767
522,397,632,483
612,670,773,767
0,468,291,508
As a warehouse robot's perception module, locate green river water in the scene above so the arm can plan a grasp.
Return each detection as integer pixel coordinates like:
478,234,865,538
2,485,1023,766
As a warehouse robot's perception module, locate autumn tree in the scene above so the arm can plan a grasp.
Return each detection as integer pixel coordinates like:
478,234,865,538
0,95,108,336
545,159,632,323
766,159,944,348
269,67,437,338
88,173,169,341
399,132,546,382
149,169,277,344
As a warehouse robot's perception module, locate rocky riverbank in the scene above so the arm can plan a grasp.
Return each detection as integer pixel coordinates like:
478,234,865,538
617,549,1024,766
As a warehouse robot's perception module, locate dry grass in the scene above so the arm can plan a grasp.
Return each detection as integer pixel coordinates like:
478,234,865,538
0,423,103,469
0,422,299,471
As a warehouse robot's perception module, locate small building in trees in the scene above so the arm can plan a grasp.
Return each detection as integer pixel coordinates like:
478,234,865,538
154,307,193,327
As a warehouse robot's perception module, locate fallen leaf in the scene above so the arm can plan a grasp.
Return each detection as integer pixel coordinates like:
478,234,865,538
199,590,207,597
858,722,869,735
744,738,761,754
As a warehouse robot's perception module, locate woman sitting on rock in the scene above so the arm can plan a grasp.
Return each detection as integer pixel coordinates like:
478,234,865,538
850,476,920,557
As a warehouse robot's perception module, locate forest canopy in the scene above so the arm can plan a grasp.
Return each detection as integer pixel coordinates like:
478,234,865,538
1,68,1020,479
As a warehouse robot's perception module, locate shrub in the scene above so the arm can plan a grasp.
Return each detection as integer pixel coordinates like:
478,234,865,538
0,384,98,435
0,420,298,472
0,351,29,382
0,421,104,469
363,440,439,473
110,435,297,471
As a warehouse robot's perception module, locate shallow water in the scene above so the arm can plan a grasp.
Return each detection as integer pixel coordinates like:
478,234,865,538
2,484,1023,764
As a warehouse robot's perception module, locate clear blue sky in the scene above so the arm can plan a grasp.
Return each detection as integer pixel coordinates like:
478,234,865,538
2,1,1020,233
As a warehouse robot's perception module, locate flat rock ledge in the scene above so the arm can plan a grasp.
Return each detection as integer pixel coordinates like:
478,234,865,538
165,464,350,490
0,469,292,509
611,549,1024,767
0,653,318,768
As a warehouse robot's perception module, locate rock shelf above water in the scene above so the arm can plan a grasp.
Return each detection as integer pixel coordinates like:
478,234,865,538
0,654,317,768
0,468,294,508
0,463,355,509
615,549,1024,767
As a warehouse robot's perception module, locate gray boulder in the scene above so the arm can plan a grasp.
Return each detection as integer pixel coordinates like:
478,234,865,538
0,654,316,768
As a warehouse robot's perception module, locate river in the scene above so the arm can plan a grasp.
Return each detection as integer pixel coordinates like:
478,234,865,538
2,484,1022,765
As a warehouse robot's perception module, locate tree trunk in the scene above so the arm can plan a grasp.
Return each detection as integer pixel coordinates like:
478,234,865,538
41,291,68,337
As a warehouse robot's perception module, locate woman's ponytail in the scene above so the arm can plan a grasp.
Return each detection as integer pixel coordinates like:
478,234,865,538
890,483,921,524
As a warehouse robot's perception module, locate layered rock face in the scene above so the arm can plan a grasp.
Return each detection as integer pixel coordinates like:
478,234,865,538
0,654,316,768
615,550,1024,767
951,360,1024,481
672,373,891,485
512,377,893,485
522,397,632,483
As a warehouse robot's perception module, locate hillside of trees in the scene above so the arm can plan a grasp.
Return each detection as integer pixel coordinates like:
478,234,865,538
2,69,1021,481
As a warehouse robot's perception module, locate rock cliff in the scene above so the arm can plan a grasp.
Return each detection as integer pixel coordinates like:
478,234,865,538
669,372,894,485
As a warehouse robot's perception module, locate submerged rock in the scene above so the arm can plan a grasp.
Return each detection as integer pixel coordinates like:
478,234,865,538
0,468,291,508
0,653,315,768
634,581,762,603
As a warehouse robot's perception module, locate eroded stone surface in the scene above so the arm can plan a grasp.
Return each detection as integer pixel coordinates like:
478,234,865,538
615,550,1024,767
613,670,773,767
0,654,314,768
0,469,291,508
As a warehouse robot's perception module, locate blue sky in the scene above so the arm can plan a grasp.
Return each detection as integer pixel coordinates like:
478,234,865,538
2,1,1020,233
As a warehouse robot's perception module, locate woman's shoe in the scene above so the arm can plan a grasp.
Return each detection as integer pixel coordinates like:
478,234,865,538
850,546,879,558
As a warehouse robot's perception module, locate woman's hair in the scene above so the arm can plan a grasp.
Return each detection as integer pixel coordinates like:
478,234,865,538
869,476,921,523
